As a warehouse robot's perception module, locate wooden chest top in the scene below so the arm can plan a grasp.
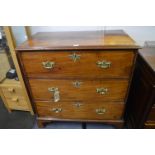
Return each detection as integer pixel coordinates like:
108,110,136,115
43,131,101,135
16,30,139,51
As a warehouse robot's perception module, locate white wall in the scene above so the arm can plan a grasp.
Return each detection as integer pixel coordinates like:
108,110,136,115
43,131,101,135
11,26,27,46
106,26,155,46
30,26,104,34
12,26,155,46
30,26,155,46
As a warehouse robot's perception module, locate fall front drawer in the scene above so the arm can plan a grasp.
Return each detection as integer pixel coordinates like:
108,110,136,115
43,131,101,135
36,101,125,120
29,79,129,102
20,51,134,78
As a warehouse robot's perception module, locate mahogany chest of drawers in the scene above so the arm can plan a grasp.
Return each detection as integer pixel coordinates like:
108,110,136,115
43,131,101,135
16,30,139,128
125,47,155,128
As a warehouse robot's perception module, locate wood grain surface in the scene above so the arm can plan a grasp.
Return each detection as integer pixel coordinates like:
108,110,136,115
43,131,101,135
6,97,29,111
21,50,135,78
36,101,125,120
4,27,34,114
1,79,24,98
29,79,128,102
16,30,139,51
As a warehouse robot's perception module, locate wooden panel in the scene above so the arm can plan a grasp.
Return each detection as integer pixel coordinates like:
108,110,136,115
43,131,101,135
1,80,25,98
0,86,11,112
6,96,29,111
29,79,128,102
25,26,31,39
0,79,30,112
0,79,25,99
16,30,139,51
21,51,134,78
4,27,34,115
3,88,29,111
1,86,24,98
0,51,10,82
36,101,125,120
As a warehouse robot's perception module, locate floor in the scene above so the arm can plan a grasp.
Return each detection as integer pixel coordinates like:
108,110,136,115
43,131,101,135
0,98,35,129
33,122,115,129
0,98,115,129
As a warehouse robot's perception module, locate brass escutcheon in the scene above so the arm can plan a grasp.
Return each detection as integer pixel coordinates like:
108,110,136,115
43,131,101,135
72,81,83,88
69,53,81,62
73,102,83,108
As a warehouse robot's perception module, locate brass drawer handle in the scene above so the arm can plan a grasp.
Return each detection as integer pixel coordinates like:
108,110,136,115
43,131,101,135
12,97,18,102
73,102,83,108
96,108,106,115
69,53,81,62
42,61,55,69
8,88,14,92
72,81,83,88
48,87,60,102
96,60,111,69
52,108,62,113
96,88,108,95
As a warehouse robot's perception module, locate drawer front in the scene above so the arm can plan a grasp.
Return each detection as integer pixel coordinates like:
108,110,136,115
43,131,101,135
21,51,134,78
6,96,29,110
29,79,129,102
1,86,24,98
36,101,125,120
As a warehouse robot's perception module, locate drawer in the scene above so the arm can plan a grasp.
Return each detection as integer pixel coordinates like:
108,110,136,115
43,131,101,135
6,96,29,111
36,101,125,120
21,51,134,78
1,86,24,98
29,79,129,102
